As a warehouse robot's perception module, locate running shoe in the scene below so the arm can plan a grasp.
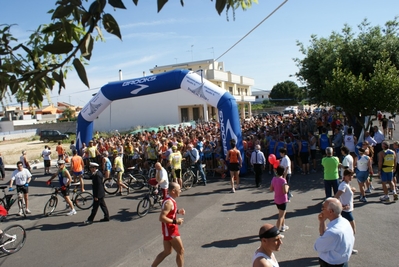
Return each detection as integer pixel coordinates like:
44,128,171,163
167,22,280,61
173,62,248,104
352,249,359,255
280,225,289,232
17,210,23,216
359,196,367,202
67,209,77,216
365,188,371,194
370,184,375,190
311,169,317,173
394,193,398,201
26,209,32,214
379,195,390,202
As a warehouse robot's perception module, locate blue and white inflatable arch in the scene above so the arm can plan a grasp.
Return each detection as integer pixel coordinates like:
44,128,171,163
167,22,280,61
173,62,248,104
76,69,244,170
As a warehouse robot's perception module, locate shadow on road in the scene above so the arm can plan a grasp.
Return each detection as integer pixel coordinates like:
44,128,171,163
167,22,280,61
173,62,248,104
26,221,77,231
221,199,273,212
202,234,259,248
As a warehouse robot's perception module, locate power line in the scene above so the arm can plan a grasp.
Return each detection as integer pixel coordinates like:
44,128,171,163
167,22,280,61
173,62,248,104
215,0,289,61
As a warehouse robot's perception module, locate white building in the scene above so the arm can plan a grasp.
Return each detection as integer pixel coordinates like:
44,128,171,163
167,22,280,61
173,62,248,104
93,59,255,132
252,90,271,104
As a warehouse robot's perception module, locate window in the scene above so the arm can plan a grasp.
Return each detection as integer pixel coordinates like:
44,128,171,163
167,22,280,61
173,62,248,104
229,87,233,93
193,107,200,121
181,108,188,122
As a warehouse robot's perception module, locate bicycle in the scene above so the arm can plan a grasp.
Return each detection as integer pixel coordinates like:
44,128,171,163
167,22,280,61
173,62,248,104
136,181,163,217
0,185,27,218
103,168,147,194
0,218,26,254
43,184,94,216
181,163,206,190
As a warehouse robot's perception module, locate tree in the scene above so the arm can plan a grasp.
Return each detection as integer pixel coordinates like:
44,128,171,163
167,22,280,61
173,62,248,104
62,107,74,121
15,88,27,110
0,0,257,107
295,18,399,131
268,81,301,105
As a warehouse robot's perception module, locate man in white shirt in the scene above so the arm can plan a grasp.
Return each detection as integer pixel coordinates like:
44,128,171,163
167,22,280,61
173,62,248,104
9,161,32,215
279,148,292,199
155,162,169,199
41,145,52,175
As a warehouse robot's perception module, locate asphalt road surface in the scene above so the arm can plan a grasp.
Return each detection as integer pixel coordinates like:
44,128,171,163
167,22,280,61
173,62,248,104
0,159,397,267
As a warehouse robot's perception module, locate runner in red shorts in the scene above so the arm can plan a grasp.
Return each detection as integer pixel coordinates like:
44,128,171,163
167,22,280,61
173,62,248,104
152,182,186,267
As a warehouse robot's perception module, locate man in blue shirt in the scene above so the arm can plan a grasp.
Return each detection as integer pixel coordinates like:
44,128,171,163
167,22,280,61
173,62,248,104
314,198,354,267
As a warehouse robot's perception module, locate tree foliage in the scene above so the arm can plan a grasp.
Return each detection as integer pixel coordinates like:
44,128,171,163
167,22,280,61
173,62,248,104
62,107,74,121
0,0,257,108
295,18,399,129
269,80,302,105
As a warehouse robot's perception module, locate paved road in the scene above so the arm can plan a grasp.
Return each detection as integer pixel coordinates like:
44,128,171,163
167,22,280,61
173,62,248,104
0,161,397,267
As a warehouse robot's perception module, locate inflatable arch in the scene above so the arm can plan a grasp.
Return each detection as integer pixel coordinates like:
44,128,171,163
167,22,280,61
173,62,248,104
76,69,244,170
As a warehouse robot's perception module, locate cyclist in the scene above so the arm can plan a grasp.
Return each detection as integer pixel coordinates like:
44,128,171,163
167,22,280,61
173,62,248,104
169,146,182,188
46,160,76,216
9,161,32,216
185,144,207,186
113,150,129,196
145,141,159,173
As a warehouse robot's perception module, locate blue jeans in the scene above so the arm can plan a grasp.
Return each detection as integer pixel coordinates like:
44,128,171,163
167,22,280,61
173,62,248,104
324,179,339,198
193,162,206,183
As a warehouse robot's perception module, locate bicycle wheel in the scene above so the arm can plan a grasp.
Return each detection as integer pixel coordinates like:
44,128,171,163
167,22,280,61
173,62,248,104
18,198,26,218
74,192,94,210
129,173,146,190
182,171,194,190
43,196,58,216
137,197,150,217
0,224,26,254
103,177,119,194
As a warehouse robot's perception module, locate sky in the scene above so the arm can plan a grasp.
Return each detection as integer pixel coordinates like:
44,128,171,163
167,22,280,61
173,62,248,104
1,0,399,107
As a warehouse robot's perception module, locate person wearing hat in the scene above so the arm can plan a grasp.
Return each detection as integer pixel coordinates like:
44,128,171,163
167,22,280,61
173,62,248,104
252,223,283,267
84,162,110,224
47,160,76,216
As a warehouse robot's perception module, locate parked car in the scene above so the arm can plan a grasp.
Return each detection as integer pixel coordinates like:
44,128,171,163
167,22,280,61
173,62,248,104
268,110,282,116
39,130,69,143
258,112,270,118
283,109,296,118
